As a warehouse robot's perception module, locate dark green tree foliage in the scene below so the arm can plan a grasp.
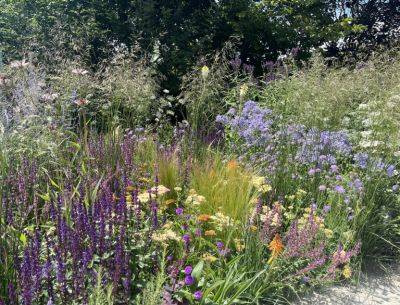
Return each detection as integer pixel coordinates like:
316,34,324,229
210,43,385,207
1,1,398,91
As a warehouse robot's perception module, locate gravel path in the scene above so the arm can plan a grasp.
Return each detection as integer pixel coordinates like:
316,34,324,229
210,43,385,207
297,264,400,305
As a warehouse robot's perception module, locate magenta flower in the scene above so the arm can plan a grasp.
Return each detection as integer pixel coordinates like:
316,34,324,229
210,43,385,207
184,275,194,286
183,234,190,243
184,265,193,275
194,290,203,300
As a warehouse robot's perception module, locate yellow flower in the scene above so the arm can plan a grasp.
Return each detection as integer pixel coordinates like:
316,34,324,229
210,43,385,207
202,253,217,263
164,199,176,206
201,65,210,79
126,185,135,192
234,238,245,252
197,214,212,222
137,192,155,203
126,194,133,204
296,189,307,198
250,225,258,232
239,84,249,97
152,185,170,196
204,230,216,237
151,229,180,245
324,229,333,239
342,264,352,279
287,195,296,201
139,177,152,183
267,234,284,264
174,186,182,192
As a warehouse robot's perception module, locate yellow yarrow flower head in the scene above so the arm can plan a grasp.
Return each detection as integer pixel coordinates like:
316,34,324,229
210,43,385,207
202,253,218,263
342,264,352,279
234,238,245,252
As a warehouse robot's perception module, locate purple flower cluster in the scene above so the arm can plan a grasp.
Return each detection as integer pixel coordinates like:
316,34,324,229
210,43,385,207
216,101,353,172
216,100,273,148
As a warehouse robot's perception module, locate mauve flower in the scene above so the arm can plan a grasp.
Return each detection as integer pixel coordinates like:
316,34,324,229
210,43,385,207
182,234,190,244
387,165,396,177
319,185,327,191
184,266,193,275
308,168,316,176
194,290,203,300
195,228,202,237
176,207,184,215
334,185,345,194
323,205,331,214
330,165,339,173
184,275,194,286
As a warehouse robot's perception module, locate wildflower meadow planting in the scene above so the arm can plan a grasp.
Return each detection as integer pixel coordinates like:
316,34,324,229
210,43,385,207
1,1,400,305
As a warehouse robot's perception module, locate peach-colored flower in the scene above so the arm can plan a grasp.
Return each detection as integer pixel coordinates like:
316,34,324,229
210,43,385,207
197,214,211,222
204,230,216,237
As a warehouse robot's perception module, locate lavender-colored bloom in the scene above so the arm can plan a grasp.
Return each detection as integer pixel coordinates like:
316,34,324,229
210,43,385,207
184,266,193,275
393,184,399,192
334,185,345,194
323,205,331,214
308,168,316,176
175,207,183,215
184,275,194,286
194,290,203,301
354,153,368,169
216,241,224,250
387,165,396,177
330,165,339,173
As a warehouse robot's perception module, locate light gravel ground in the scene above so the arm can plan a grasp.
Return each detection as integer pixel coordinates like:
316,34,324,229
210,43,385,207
296,264,400,305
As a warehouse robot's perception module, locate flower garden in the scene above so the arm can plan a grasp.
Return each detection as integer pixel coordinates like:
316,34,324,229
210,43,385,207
1,48,400,305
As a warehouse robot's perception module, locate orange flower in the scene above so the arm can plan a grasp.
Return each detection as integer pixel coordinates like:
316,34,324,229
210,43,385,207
267,234,284,264
227,159,239,170
204,230,216,237
197,214,211,222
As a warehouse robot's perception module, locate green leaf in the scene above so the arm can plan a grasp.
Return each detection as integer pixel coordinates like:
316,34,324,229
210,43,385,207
192,260,204,280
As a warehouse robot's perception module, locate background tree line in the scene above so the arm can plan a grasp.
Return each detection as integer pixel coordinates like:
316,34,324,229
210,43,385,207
0,0,399,93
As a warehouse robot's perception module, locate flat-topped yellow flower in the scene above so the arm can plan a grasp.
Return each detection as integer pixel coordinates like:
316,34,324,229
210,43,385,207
342,264,352,278
202,253,217,262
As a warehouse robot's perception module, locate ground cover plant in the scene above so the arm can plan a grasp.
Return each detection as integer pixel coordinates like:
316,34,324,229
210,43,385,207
1,45,400,305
